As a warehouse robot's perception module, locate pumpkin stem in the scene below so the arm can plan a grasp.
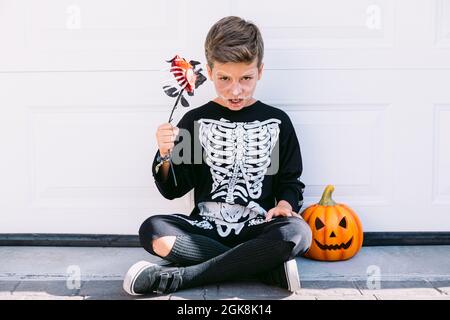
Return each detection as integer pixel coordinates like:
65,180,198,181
319,185,337,206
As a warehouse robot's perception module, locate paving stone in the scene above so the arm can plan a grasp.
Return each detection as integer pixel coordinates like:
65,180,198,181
169,287,206,300
2,295,84,300
212,281,292,299
205,295,306,300
296,281,361,296
127,295,171,300
12,280,80,297
170,296,205,300
203,284,219,297
354,280,442,297
79,280,170,300
0,281,20,296
206,281,318,300
316,295,377,300
375,295,450,300
280,295,317,300
427,280,450,295
204,293,317,300
297,246,450,281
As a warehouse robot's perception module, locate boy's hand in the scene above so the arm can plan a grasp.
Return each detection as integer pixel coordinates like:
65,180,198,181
265,200,301,221
156,123,179,157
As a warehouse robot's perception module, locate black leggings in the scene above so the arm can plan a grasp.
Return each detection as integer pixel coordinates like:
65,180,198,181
139,213,312,260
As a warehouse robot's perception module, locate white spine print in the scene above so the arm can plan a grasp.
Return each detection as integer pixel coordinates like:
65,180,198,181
198,118,281,204
198,201,268,237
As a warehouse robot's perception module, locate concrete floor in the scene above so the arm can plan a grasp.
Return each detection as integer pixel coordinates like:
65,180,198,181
0,245,449,300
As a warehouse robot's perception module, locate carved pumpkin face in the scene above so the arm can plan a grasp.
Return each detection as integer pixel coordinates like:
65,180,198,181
301,185,363,261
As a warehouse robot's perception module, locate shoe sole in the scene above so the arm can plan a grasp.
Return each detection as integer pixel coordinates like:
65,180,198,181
123,260,155,295
284,259,301,292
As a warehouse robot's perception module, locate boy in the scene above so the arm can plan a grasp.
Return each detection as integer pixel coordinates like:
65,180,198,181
123,16,312,296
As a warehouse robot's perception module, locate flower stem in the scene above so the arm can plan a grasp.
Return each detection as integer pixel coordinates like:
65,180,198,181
167,89,185,187
168,89,184,123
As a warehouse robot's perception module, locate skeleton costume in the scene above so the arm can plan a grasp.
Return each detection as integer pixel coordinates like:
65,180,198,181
151,100,305,243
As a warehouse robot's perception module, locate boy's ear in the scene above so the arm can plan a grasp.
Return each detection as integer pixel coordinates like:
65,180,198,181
206,64,213,81
258,63,264,80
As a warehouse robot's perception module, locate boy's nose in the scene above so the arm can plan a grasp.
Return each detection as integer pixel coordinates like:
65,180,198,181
231,83,243,95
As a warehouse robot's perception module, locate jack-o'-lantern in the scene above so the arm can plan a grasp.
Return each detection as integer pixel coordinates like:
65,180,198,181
301,185,363,261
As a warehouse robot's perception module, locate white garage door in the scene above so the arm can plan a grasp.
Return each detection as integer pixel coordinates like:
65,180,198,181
1,0,449,234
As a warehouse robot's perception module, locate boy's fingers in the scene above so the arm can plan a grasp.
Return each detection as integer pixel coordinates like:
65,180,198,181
280,208,294,217
160,130,175,136
161,135,176,142
265,209,274,221
266,206,297,221
292,212,303,219
160,137,175,144
159,123,173,129
275,208,289,216
159,129,176,136
161,140,175,147
266,208,285,220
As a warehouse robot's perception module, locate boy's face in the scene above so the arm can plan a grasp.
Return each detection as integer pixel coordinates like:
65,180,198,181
207,59,263,111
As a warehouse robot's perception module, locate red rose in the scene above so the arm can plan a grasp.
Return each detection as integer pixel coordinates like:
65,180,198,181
170,55,197,93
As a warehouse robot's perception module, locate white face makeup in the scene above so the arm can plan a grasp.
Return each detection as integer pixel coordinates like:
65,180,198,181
207,60,263,111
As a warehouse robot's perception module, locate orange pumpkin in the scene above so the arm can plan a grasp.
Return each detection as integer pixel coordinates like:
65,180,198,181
301,185,363,261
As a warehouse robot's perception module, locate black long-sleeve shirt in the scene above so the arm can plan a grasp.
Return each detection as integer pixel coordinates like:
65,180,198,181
152,100,305,217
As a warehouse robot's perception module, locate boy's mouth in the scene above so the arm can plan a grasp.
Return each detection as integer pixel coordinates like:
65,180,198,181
228,99,244,106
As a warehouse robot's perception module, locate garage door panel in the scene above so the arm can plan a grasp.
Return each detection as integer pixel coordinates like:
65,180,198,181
29,106,185,208
433,104,450,205
0,0,190,71
293,105,391,206
435,0,450,48
236,0,394,48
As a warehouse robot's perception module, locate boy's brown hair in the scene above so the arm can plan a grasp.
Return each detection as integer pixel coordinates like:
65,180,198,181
204,16,264,70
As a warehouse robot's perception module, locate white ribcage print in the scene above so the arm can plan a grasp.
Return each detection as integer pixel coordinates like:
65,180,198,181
198,117,281,204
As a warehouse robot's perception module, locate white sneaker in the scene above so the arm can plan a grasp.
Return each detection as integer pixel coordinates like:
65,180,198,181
259,259,301,292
